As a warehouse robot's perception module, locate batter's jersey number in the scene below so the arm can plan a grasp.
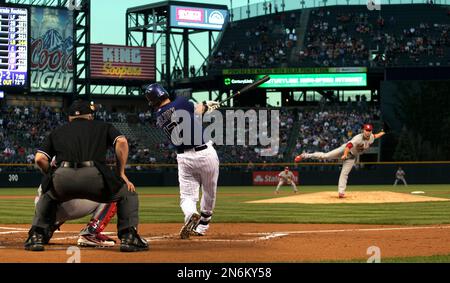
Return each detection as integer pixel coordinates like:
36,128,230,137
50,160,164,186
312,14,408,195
163,121,182,145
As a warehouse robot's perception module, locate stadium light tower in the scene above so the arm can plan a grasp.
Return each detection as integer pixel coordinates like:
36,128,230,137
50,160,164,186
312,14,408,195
126,1,228,91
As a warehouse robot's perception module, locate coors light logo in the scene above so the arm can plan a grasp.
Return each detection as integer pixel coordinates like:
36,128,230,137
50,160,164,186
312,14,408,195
30,7,73,93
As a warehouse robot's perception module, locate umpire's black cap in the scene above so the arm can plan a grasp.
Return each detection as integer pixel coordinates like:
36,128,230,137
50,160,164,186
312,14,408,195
69,100,95,116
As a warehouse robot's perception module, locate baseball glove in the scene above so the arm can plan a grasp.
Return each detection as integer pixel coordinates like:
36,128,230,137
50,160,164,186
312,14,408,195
381,121,391,134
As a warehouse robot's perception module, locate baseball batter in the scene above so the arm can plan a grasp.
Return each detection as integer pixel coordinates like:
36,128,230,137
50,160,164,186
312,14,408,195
295,124,385,198
144,83,220,239
275,167,298,194
394,167,407,186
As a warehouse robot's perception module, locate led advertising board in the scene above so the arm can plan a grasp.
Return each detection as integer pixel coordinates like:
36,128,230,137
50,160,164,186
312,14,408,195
170,5,228,31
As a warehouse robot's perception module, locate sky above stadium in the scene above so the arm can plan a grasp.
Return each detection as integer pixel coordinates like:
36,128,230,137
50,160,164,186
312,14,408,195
91,0,254,45
89,0,369,103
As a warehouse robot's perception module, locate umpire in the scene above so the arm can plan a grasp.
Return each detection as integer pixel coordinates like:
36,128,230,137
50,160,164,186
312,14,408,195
24,100,148,252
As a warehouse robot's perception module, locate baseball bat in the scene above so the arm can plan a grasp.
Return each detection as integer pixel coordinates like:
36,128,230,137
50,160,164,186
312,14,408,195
219,75,270,105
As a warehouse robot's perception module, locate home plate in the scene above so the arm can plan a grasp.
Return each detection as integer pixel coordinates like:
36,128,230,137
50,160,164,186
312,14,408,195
247,191,450,204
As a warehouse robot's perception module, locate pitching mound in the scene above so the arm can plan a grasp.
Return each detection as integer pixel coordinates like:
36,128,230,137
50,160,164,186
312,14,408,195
247,191,450,204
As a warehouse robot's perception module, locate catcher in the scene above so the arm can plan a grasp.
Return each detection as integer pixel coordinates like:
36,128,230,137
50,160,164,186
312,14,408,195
35,184,117,247
274,167,298,194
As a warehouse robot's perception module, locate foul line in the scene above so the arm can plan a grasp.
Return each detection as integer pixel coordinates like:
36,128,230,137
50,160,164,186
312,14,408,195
244,225,450,237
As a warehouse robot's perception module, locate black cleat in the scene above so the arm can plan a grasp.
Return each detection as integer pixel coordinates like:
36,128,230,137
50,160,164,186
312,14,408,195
24,231,45,251
43,222,64,245
119,227,149,252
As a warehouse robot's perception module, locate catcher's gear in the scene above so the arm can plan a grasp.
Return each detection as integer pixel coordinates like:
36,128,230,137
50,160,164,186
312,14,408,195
80,202,117,236
143,83,169,108
77,233,115,247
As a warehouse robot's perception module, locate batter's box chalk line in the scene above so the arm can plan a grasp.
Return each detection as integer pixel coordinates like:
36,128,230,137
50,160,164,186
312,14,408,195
0,226,28,231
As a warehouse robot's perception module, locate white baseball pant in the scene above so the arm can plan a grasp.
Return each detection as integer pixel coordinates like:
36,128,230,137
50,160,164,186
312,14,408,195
394,177,407,186
176,141,219,234
304,145,356,194
275,180,298,192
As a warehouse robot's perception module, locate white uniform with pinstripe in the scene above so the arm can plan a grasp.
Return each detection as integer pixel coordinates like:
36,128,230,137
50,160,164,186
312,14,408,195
156,97,219,235
177,140,219,234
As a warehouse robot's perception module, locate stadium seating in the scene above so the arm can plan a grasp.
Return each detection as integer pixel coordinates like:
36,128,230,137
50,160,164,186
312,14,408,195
210,4,450,70
1,104,380,171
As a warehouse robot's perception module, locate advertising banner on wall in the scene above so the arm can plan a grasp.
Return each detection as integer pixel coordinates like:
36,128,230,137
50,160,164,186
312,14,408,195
30,7,73,93
224,73,367,89
252,171,299,186
90,44,156,81
170,5,228,31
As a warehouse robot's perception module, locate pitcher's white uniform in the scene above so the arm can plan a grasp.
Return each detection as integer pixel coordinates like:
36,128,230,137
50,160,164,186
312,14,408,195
301,129,377,196
275,168,298,193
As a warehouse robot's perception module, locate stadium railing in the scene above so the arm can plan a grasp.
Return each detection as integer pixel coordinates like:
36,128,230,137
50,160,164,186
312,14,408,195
230,0,450,22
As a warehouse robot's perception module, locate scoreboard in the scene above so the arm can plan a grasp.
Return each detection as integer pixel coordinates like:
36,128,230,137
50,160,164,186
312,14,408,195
0,6,28,89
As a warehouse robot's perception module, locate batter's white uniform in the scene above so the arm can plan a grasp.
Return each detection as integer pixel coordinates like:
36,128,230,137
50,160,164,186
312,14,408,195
394,168,407,186
275,170,298,193
302,133,375,194
156,97,219,236
177,140,219,234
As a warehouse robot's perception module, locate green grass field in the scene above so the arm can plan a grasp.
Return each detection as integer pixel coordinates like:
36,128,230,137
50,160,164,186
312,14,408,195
2,184,450,262
1,184,450,225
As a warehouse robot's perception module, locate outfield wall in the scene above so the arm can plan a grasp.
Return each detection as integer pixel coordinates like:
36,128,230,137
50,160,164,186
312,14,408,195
1,164,450,188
